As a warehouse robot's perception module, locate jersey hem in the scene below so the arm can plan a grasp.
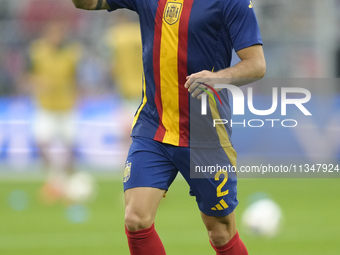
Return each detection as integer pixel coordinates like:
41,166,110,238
131,133,234,149
234,38,263,52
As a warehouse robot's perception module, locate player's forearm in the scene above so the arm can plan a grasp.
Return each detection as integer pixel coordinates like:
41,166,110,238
216,57,266,85
72,0,109,10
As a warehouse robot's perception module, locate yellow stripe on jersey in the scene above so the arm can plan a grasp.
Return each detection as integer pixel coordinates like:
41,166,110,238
159,0,184,146
132,71,147,130
209,96,237,167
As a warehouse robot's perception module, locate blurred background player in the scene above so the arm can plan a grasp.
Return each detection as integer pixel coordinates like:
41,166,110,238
105,12,143,114
105,12,143,146
27,20,82,204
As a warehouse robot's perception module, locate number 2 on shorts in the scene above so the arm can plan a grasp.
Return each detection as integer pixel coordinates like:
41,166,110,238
215,170,229,197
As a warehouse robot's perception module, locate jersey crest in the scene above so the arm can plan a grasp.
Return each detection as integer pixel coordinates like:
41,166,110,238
249,0,253,8
164,2,182,25
123,162,131,183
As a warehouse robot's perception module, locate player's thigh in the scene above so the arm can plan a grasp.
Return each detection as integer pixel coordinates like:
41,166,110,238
123,136,177,192
125,187,165,229
123,136,177,229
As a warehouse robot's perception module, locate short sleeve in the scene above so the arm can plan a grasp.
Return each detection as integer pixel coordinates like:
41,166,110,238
223,0,263,52
106,0,137,12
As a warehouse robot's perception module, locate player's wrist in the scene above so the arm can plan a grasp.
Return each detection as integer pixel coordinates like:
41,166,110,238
215,68,235,79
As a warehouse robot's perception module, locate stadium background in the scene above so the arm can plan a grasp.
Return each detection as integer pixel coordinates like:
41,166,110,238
0,0,339,254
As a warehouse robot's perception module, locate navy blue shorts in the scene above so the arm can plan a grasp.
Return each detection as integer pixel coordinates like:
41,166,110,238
123,136,238,217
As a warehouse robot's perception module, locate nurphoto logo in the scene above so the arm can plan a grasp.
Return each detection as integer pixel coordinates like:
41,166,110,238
200,84,312,128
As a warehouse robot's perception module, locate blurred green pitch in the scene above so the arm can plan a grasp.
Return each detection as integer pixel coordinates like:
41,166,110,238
1,176,339,255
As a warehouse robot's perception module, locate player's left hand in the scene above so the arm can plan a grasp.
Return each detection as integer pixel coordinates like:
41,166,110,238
184,70,221,99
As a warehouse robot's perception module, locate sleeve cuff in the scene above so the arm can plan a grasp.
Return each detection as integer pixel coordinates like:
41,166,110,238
234,38,263,52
